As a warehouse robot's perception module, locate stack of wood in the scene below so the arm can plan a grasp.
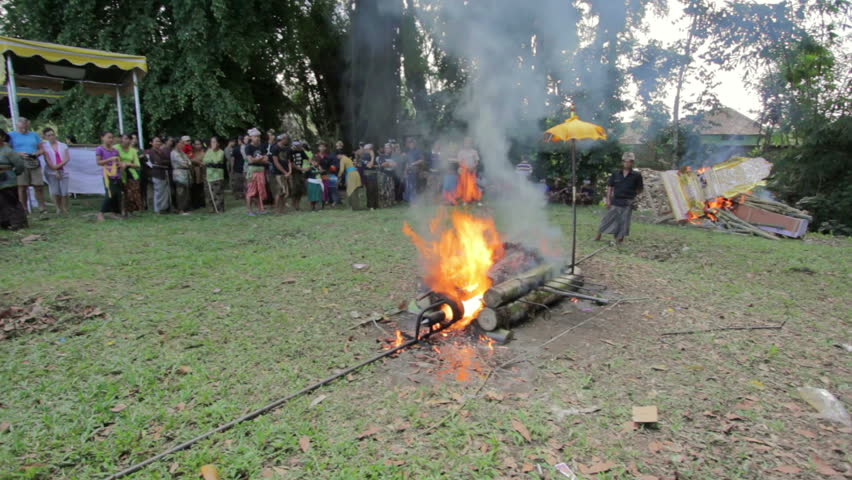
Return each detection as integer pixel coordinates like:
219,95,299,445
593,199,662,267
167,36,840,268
634,168,674,222
476,264,586,332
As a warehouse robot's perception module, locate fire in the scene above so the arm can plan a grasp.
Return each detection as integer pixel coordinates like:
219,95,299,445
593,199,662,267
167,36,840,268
686,196,737,224
403,208,504,331
444,166,482,204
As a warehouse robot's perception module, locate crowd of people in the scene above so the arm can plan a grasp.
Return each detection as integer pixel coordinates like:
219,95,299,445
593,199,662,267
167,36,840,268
0,118,492,229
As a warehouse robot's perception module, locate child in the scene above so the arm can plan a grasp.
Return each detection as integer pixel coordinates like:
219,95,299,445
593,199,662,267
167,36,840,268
305,157,324,211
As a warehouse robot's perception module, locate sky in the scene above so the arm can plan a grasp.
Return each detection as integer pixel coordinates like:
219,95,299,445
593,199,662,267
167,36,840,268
634,0,851,122
632,0,763,121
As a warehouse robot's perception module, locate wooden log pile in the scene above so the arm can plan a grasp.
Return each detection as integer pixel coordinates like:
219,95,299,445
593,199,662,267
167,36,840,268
704,194,811,239
476,267,586,332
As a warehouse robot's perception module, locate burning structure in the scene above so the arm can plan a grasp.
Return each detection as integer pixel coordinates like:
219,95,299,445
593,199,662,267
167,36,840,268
639,157,812,239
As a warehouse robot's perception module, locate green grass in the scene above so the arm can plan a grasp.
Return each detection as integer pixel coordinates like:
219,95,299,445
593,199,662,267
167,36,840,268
0,199,849,479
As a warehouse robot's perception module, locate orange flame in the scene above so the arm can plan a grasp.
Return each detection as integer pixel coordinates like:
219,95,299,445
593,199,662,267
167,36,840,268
444,166,482,204
403,208,504,331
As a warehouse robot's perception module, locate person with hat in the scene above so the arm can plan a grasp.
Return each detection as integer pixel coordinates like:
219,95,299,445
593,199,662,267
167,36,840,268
595,152,643,243
244,128,269,215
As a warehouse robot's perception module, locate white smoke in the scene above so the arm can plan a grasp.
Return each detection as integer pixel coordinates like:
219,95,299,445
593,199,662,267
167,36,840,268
415,0,592,263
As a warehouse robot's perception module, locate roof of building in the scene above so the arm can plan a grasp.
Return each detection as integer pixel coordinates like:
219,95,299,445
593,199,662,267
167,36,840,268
688,106,761,136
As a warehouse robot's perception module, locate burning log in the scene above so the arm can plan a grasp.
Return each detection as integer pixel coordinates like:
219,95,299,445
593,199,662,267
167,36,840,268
477,273,583,331
483,263,555,308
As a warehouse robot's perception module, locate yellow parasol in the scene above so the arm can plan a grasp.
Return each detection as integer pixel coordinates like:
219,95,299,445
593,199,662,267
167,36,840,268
543,108,607,273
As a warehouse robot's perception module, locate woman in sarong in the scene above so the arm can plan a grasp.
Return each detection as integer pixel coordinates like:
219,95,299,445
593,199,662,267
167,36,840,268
203,136,226,213
376,143,396,208
305,157,324,211
0,129,28,230
361,144,379,210
117,134,143,215
96,131,123,222
339,150,365,210
190,139,206,210
170,136,193,214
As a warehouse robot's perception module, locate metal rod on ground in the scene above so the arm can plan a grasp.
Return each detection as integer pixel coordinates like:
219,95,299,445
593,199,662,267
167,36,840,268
569,244,610,268
570,138,578,274
661,321,785,336
541,286,609,304
105,338,420,479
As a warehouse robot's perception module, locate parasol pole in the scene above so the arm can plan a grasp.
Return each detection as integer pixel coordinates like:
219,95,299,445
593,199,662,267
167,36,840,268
570,138,577,274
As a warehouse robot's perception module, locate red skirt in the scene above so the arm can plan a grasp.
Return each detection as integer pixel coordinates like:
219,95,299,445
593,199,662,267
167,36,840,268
245,171,268,201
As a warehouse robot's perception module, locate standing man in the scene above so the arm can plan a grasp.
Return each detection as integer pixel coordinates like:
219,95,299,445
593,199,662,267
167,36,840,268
9,118,45,214
515,155,533,179
595,152,643,244
268,134,292,214
244,128,269,215
402,137,424,203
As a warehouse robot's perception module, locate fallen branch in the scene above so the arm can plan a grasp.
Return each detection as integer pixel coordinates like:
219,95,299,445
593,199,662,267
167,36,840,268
661,321,786,336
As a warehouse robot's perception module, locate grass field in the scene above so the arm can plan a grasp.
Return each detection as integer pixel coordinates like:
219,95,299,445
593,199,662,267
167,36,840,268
0,198,850,479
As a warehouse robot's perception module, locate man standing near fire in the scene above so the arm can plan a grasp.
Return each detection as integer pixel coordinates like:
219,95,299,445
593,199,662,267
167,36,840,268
595,152,643,244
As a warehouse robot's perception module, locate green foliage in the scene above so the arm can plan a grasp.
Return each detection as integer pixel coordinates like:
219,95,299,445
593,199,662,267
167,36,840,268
769,116,852,234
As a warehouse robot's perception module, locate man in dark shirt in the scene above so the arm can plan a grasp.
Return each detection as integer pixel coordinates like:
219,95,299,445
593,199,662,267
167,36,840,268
595,152,643,243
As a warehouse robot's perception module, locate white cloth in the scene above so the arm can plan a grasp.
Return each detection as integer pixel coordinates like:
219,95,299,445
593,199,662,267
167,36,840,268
46,147,108,195
41,141,70,176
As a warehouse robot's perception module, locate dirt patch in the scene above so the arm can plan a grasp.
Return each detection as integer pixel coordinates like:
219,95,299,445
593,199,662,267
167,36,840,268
370,270,651,393
0,295,106,341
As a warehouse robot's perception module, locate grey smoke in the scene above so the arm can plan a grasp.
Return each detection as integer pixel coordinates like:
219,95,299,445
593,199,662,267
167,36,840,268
413,0,595,263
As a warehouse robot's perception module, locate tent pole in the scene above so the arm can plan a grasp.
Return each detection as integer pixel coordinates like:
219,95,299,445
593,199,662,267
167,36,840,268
116,87,125,135
131,71,143,147
6,55,19,125
570,139,577,274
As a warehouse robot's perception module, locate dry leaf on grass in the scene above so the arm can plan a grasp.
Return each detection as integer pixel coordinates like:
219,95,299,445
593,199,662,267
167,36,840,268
511,418,532,442
0,421,10,432
774,465,801,474
648,441,664,453
169,462,179,474
522,463,535,473
812,456,839,476
795,428,817,439
579,461,616,475
110,403,127,413
177,365,192,375
309,394,327,408
357,425,381,440
21,234,42,244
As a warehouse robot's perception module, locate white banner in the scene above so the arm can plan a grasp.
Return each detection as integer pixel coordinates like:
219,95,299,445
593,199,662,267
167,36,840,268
37,146,107,195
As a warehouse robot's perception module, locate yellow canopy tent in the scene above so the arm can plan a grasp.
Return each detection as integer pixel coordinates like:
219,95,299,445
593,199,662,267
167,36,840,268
1,35,148,144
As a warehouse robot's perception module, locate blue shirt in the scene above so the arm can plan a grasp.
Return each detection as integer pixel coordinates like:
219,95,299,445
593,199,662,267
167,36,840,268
9,131,42,155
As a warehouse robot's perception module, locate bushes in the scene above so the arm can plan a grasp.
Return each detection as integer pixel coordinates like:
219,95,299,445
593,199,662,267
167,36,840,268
768,116,852,234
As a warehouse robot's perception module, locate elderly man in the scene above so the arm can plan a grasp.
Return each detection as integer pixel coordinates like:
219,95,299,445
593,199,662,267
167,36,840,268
595,152,643,244
9,118,46,214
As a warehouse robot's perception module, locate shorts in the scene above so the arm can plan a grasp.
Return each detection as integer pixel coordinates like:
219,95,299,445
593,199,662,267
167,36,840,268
45,174,69,196
17,167,44,187
270,174,285,197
